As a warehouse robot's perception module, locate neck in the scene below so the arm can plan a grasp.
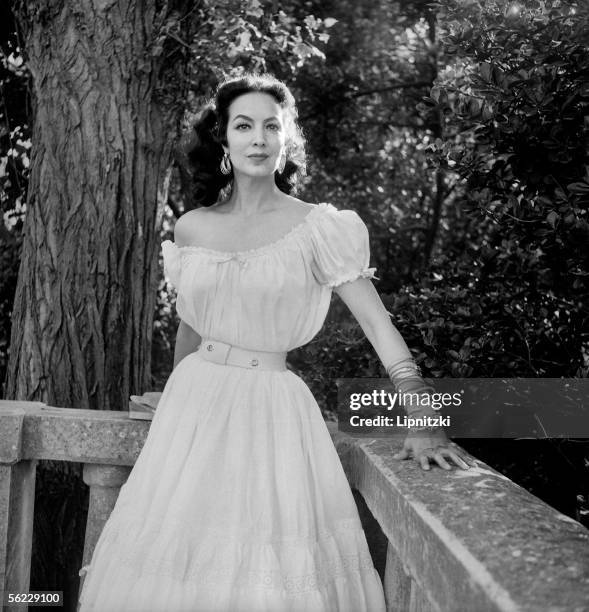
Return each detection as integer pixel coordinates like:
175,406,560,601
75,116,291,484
225,174,283,215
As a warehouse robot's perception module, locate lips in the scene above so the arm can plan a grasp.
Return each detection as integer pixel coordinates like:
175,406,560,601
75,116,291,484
248,154,268,159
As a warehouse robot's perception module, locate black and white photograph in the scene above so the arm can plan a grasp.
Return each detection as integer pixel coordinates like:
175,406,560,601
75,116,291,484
0,1,588,611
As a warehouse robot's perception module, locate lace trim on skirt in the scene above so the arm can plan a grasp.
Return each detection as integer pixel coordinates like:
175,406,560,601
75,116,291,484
80,515,378,597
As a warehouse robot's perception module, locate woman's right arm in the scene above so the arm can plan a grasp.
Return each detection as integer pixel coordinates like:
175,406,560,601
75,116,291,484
173,320,201,370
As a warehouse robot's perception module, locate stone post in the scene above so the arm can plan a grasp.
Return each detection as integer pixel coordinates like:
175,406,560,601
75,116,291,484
77,464,131,607
384,541,412,611
0,408,37,612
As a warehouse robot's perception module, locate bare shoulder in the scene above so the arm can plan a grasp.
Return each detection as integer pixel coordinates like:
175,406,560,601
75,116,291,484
278,195,319,220
173,207,214,247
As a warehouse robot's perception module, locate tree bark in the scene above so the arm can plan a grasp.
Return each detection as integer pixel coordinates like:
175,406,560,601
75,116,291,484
6,0,193,410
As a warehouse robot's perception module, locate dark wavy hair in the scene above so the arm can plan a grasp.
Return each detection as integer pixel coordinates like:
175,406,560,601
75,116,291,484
186,73,307,207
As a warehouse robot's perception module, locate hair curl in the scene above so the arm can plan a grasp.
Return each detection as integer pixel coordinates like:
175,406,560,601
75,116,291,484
186,73,307,207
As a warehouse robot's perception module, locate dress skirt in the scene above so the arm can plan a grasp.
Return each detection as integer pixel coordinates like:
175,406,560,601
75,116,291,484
78,351,386,611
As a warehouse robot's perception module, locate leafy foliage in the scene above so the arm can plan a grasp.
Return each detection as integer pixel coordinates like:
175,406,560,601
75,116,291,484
172,0,334,130
411,0,589,377
0,3,27,392
292,0,444,293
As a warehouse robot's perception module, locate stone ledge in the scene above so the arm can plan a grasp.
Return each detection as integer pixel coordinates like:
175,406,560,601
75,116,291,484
327,423,589,612
0,402,150,465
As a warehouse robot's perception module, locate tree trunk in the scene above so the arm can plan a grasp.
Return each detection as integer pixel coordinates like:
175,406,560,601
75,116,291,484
6,0,193,410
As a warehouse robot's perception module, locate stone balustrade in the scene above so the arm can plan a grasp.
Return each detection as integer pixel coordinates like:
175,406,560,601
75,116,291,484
1,401,588,612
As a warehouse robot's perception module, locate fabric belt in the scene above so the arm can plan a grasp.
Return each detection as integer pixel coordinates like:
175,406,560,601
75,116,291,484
197,338,287,371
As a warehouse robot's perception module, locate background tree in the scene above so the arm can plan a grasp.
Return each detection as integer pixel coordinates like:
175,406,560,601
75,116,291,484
6,0,198,409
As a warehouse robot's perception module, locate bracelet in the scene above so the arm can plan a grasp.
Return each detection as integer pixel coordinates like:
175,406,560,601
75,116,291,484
396,379,435,394
386,358,432,393
386,357,438,417
386,357,423,379
386,358,426,390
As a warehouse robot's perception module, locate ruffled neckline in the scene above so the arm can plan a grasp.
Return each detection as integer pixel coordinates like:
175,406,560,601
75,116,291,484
169,202,334,259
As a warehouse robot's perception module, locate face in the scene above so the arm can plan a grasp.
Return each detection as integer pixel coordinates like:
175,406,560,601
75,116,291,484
223,92,287,178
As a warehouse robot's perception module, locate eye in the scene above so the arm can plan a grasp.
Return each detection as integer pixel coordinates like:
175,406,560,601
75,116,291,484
266,123,280,131
235,123,251,130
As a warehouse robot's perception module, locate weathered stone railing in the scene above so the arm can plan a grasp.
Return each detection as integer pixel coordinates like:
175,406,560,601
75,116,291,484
1,401,588,612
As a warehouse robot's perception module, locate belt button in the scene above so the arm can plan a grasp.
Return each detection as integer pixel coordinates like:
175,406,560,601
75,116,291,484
207,344,213,352
251,358,259,367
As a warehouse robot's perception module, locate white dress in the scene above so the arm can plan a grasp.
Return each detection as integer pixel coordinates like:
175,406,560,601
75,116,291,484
78,202,387,612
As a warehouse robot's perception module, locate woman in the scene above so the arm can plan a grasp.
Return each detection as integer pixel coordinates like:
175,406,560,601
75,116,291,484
78,73,473,611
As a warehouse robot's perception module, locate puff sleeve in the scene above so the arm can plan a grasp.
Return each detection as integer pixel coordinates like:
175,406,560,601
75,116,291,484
308,205,377,288
161,240,182,290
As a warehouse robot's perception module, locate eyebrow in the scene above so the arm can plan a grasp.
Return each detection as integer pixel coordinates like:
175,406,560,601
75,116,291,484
232,114,280,122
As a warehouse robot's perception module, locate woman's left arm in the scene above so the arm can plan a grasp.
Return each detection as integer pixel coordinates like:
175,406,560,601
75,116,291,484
334,278,474,471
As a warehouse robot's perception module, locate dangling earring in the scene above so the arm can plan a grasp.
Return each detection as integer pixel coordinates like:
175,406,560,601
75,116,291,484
278,154,286,174
220,153,232,175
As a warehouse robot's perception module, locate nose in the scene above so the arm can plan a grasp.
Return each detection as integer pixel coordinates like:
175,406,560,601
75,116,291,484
252,125,266,146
